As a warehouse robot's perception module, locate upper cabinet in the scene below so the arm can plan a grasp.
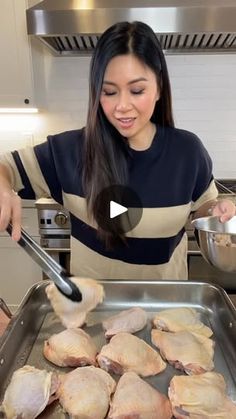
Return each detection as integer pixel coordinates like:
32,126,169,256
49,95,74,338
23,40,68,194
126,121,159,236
0,0,35,108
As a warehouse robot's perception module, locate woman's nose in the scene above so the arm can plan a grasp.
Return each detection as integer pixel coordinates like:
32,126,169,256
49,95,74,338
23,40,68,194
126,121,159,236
115,93,132,111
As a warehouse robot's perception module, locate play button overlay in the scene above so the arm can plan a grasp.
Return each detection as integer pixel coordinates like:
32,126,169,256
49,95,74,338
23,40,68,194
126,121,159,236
110,201,128,218
95,185,143,234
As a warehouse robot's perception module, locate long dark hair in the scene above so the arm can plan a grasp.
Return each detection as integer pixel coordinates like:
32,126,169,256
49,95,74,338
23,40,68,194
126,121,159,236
83,21,174,247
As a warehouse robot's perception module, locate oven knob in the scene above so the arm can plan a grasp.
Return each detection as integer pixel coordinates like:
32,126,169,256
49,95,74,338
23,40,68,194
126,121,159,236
54,212,68,226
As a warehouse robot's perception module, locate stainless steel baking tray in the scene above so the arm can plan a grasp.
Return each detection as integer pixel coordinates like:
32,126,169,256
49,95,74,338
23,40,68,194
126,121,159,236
0,280,235,417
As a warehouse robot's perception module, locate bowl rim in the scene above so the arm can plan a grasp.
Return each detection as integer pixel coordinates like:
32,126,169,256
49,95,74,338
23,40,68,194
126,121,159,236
191,215,236,235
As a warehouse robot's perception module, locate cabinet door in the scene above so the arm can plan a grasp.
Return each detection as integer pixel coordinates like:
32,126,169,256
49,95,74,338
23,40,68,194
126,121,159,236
0,0,34,107
0,206,41,307
0,236,42,307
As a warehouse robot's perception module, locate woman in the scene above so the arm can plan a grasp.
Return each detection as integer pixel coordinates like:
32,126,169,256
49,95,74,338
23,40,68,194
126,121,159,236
0,21,235,280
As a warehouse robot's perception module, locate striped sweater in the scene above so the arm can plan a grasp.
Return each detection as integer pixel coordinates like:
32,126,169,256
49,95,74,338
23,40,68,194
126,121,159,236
0,125,218,280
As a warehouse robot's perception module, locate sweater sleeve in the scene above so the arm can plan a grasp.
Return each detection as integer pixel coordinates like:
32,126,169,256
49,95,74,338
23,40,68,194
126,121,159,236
0,143,52,200
190,137,218,211
0,129,83,203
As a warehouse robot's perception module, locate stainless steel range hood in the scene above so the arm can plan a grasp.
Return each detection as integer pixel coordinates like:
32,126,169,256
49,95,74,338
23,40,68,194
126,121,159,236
26,0,236,56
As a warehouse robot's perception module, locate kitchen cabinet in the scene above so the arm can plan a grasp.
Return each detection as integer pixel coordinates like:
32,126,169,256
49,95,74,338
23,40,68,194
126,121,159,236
0,205,42,308
188,253,236,292
0,0,35,108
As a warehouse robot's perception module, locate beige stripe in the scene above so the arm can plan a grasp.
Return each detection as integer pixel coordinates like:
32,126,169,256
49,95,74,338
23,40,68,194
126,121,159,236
191,180,218,211
127,204,191,238
18,148,51,198
0,148,51,198
63,192,97,228
0,152,24,191
63,192,192,238
70,234,188,281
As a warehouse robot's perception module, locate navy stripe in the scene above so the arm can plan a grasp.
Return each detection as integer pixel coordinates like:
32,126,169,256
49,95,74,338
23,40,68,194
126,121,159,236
12,151,36,199
34,140,63,204
35,127,213,208
70,214,184,265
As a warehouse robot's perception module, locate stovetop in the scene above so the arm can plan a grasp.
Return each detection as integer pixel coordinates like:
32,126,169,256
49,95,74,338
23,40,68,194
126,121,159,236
216,179,236,194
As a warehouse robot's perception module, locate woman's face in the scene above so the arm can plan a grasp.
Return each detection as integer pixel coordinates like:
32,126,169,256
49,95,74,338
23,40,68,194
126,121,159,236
100,54,160,146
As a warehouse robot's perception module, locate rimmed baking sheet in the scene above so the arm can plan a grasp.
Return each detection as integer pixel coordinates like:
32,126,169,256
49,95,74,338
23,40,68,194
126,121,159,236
0,280,235,417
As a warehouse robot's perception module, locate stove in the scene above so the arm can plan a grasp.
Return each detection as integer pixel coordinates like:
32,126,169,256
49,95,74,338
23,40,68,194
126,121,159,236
215,179,236,194
35,198,71,251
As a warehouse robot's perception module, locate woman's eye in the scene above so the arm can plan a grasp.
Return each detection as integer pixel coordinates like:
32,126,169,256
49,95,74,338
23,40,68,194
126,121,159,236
102,90,116,96
131,89,144,95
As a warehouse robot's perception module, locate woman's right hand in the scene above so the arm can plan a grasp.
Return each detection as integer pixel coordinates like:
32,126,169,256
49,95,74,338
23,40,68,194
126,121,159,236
0,188,22,241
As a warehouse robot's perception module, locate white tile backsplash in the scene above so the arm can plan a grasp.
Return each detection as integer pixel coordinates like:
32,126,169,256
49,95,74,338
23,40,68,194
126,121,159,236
1,49,236,178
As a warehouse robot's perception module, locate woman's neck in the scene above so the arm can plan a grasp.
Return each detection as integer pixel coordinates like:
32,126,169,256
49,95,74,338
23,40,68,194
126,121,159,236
128,123,157,151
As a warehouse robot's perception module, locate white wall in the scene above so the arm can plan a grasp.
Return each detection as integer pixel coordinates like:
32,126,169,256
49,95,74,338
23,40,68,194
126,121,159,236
167,54,236,179
1,42,236,178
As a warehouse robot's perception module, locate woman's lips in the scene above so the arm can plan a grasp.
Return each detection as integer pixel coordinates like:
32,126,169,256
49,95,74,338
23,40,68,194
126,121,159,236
117,117,136,129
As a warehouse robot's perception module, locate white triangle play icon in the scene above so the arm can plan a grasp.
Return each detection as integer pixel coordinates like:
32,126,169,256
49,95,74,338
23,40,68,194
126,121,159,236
110,200,128,219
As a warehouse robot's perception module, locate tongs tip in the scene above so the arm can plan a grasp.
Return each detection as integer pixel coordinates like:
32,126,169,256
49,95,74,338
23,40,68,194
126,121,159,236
57,275,82,302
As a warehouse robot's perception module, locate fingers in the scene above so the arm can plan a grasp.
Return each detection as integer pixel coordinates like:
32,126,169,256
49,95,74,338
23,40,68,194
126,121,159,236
219,213,232,223
0,190,22,240
11,198,22,241
212,199,236,223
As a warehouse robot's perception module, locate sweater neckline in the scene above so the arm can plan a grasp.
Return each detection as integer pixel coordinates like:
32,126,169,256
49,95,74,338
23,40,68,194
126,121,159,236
127,125,164,158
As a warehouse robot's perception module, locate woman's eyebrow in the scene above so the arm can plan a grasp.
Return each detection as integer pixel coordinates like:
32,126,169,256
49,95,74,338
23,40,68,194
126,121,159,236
128,77,148,84
103,77,148,86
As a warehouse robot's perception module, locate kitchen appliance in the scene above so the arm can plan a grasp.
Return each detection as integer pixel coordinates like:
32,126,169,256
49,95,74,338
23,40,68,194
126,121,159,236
0,281,236,412
35,198,71,272
26,0,236,56
0,280,235,412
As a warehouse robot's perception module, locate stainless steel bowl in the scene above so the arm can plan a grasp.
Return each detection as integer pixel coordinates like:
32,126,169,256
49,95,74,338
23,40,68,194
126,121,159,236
192,216,236,273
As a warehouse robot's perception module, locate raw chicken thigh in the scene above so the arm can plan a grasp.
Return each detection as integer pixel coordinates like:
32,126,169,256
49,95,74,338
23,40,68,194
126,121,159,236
43,328,98,367
1,365,59,419
151,329,214,374
168,372,236,418
57,366,116,418
108,371,172,419
97,332,166,377
46,276,104,328
103,307,147,338
153,307,212,337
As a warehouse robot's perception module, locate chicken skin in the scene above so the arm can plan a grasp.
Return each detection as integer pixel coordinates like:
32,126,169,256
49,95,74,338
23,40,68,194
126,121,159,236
43,328,98,367
97,332,166,377
151,329,214,374
168,372,236,418
102,307,147,338
57,366,116,418
1,365,59,419
153,307,212,337
46,276,104,328
108,372,172,419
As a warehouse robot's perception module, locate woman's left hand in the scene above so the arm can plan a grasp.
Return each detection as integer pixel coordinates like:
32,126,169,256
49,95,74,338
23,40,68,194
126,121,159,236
212,199,236,223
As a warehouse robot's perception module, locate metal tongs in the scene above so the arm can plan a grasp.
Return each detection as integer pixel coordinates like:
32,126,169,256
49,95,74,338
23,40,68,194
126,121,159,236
6,224,82,302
